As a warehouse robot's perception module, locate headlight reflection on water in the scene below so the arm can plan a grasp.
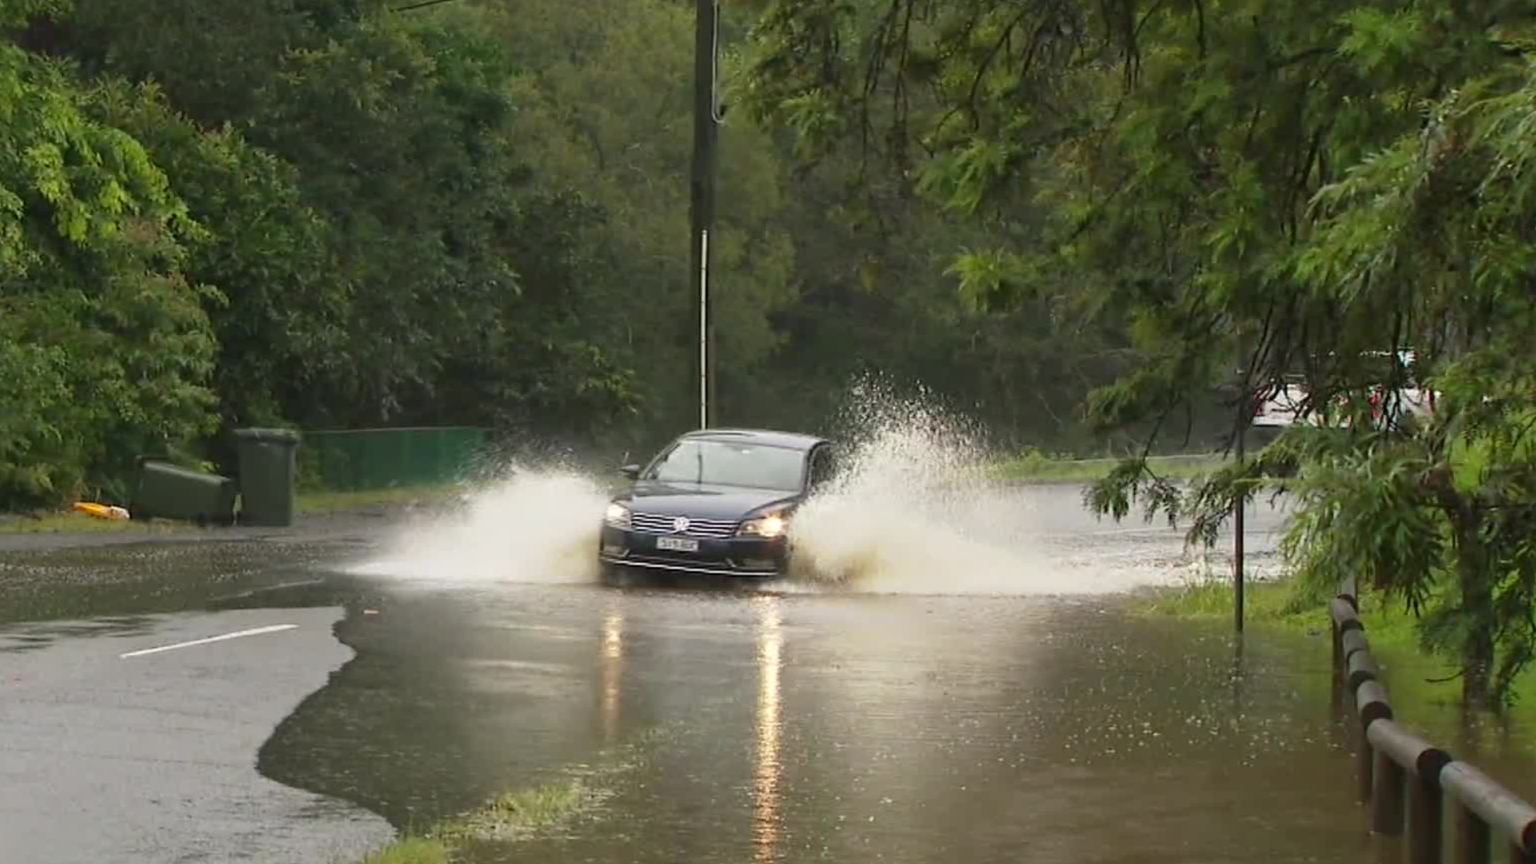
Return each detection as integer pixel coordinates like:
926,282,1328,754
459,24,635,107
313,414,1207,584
600,607,623,745
752,596,783,863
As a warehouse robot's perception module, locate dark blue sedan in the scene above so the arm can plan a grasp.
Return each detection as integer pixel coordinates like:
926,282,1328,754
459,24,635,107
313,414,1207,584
599,428,837,578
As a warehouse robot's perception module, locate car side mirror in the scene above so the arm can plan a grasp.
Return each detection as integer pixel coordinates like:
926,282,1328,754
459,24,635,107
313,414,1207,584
619,464,640,480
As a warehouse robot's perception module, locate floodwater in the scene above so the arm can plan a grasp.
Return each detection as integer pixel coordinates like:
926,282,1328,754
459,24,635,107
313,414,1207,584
260,578,1371,864
3,456,1534,862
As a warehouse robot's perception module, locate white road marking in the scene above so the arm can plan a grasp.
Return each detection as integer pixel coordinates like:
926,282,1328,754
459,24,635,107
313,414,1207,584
119,624,298,659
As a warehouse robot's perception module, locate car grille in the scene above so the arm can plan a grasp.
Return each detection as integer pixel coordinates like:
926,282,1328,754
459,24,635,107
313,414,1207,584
631,512,740,539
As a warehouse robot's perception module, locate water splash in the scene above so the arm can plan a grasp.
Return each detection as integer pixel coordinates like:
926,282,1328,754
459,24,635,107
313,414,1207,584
349,466,609,584
783,377,1056,594
347,376,1220,594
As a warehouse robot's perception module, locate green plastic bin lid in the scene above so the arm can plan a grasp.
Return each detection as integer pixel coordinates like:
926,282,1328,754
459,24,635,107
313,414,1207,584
138,459,236,485
232,427,302,444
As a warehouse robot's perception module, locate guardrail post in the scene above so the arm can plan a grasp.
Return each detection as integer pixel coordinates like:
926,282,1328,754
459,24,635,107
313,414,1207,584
1374,748,1407,835
1332,592,1536,864
1441,760,1536,864
1369,719,1451,864
1455,801,1491,864
1331,597,1364,722
1359,729,1376,804
1331,615,1344,715
1355,680,1392,807
1409,772,1444,864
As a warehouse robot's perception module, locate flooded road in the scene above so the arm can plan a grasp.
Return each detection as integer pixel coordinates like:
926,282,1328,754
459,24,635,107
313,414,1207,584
261,580,1369,864
2,483,1532,863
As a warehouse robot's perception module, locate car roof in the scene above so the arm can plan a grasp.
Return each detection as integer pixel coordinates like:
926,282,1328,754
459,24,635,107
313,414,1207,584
678,427,830,451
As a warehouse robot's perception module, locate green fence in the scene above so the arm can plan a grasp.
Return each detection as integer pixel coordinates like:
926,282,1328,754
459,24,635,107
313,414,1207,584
300,426,491,491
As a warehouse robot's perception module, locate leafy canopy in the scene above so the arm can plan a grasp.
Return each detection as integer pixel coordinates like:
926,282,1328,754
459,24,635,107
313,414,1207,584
742,0,1536,706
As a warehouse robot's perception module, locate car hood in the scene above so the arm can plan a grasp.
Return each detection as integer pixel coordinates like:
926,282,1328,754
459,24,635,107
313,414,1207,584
614,481,800,519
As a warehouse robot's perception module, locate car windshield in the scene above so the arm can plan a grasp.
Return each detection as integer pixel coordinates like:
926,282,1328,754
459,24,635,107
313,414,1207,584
643,440,806,491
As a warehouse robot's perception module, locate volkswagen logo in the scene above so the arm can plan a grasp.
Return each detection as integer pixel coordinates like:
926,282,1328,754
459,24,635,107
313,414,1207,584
672,516,690,534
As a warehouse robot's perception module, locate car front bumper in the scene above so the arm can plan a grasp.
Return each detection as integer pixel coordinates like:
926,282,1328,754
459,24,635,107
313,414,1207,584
598,524,787,577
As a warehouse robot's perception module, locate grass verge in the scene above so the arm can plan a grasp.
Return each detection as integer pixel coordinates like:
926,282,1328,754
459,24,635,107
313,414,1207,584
0,511,176,535
0,483,466,532
990,451,1229,482
294,483,463,514
1132,577,1317,630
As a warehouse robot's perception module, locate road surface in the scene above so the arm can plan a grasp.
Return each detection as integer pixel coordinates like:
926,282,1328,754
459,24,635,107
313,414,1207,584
0,484,1530,863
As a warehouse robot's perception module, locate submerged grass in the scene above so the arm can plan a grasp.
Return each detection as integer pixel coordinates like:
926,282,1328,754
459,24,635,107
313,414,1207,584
1132,577,1536,731
438,780,588,841
345,837,449,864
342,779,591,864
340,726,678,864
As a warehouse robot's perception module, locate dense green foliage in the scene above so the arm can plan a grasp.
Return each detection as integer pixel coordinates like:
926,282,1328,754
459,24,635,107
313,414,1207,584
742,0,1536,707
4,0,641,503
1,36,216,503
2,0,1132,509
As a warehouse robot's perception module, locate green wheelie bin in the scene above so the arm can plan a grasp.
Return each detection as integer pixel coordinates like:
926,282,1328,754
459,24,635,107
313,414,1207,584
131,459,238,526
233,428,302,526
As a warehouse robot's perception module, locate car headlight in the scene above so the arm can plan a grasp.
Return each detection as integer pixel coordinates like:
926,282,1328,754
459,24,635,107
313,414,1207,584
604,502,631,529
736,513,787,539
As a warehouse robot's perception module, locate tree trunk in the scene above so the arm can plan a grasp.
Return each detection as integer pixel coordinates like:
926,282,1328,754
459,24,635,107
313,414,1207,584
1456,534,1494,709
1429,465,1495,709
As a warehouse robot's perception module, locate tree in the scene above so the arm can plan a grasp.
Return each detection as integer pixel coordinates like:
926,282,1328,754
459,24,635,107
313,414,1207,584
741,0,1536,707
0,37,217,506
455,0,800,445
4,0,652,500
460,0,1121,452
1259,54,1536,708
69,0,641,436
92,80,348,433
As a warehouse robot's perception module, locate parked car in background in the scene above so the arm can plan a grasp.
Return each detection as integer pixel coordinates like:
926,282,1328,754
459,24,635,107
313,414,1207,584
1251,350,1436,430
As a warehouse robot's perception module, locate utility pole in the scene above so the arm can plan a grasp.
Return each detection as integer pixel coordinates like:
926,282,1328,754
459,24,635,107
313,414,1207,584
1234,420,1246,633
1233,371,1252,634
689,0,721,430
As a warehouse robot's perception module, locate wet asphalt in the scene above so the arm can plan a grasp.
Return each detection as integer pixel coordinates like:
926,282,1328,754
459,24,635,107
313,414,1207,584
1,486,1533,864
0,606,390,864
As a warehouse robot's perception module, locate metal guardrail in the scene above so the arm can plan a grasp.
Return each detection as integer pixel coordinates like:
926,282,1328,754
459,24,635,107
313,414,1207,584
1330,579,1536,864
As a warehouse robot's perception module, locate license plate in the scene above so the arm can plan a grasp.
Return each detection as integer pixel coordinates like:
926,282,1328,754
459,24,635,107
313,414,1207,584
655,536,699,553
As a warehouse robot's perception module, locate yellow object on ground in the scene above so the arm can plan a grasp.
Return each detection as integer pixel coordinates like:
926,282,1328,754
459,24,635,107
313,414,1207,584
73,502,130,520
